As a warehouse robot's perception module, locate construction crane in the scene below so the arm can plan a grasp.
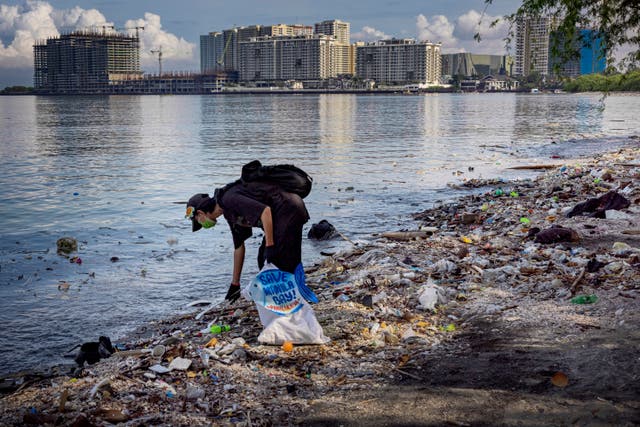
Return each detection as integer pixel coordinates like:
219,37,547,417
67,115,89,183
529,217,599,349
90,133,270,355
150,46,163,76
217,28,235,67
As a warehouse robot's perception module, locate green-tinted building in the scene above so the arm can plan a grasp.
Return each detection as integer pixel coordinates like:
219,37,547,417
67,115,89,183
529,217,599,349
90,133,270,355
441,53,512,79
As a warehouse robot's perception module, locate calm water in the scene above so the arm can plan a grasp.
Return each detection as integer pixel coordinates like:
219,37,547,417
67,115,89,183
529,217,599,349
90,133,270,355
0,93,638,375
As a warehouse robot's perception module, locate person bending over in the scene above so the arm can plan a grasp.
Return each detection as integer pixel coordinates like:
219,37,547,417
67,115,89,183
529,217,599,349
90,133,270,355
186,180,309,303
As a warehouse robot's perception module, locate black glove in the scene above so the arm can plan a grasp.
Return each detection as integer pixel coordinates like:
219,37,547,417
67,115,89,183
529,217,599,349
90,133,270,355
225,283,241,303
264,245,277,265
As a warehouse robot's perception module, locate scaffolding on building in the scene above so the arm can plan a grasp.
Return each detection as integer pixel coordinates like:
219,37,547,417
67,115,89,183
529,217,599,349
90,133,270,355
33,30,142,94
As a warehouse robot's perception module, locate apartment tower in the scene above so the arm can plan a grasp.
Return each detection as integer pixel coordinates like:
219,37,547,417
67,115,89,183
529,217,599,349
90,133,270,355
356,39,442,85
514,16,558,77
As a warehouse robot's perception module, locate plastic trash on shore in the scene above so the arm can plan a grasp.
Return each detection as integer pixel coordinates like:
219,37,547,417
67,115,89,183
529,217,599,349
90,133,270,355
416,281,447,311
3,146,640,427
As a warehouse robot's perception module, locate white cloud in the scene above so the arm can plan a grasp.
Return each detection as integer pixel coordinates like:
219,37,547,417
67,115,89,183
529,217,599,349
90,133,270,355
352,25,391,42
416,14,456,46
454,9,508,41
0,1,195,71
416,11,508,55
0,1,58,66
125,12,194,72
51,5,111,31
0,4,20,35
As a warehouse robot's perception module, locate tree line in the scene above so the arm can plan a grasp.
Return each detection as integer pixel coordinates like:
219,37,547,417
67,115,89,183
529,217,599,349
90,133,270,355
563,70,640,92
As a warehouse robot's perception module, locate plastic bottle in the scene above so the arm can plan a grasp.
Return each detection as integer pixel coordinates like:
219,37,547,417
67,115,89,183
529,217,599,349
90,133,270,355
570,294,598,304
209,324,231,334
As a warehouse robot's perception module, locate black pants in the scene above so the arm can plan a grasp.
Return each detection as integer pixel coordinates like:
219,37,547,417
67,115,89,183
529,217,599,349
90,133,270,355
257,192,309,273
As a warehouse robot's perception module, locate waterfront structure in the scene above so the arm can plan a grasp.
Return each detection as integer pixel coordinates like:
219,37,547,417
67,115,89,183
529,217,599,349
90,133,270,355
460,75,519,92
355,39,441,85
106,72,237,94
33,30,141,93
482,75,520,91
514,16,558,77
441,53,513,78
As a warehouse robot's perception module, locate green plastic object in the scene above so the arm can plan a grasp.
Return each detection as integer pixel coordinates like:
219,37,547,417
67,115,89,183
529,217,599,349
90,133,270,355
494,188,504,196
570,294,598,304
209,324,231,334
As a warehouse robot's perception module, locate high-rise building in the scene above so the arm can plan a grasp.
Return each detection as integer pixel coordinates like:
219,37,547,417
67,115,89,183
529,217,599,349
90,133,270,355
267,24,313,37
314,20,351,76
356,39,441,85
203,25,289,72
221,26,266,72
33,30,141,93
203,20,355,78
579,30,606,75
200,32,225,73
514,16,558,77
239,34,338,81
442,53,513,78
314,20,350,44
548,29,606,77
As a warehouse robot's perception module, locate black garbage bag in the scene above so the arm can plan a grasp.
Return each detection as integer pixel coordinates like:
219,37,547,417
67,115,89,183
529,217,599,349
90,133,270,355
586,258,606,273
533,225,580,244
71,336,115,367
307,220,337,240
566,190,630,218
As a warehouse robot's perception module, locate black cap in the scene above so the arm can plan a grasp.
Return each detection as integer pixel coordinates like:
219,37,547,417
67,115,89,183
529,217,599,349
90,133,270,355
186,193,216,232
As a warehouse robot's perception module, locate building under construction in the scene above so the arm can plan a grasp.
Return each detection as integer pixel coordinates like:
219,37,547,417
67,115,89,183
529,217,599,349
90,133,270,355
34,30,143,94
34,30,238,94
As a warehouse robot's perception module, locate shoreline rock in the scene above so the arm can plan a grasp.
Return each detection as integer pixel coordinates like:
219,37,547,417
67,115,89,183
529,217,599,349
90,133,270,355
1,146,640,426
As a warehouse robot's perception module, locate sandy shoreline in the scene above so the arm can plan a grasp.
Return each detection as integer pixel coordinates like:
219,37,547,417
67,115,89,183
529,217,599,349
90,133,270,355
1,143,640,426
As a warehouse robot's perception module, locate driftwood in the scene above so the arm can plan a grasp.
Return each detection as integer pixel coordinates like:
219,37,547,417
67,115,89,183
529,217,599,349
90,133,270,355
570,267,587,296
622,229,640,235
381,230,436,241
507,164,561,170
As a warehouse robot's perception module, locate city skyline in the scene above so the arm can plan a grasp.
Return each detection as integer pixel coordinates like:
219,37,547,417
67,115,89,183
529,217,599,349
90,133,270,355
0,0,521,87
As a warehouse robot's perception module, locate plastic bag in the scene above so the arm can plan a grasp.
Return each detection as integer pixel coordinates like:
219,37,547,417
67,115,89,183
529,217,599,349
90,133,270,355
243,263,329,345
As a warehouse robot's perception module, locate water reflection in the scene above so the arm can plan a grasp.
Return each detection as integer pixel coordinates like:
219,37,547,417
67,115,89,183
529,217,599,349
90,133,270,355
420,94,441,139
513,94,604,144
318,94,355,172
0,93,638,376
35,96,143,157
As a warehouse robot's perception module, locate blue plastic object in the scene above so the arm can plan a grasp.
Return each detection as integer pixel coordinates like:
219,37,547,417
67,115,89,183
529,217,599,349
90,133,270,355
295,263,319,304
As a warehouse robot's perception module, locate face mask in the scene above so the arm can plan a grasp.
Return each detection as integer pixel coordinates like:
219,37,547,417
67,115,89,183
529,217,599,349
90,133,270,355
199,218,216,229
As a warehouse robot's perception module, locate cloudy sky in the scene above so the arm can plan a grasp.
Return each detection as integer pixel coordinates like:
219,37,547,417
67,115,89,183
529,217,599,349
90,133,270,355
0,0,522,87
